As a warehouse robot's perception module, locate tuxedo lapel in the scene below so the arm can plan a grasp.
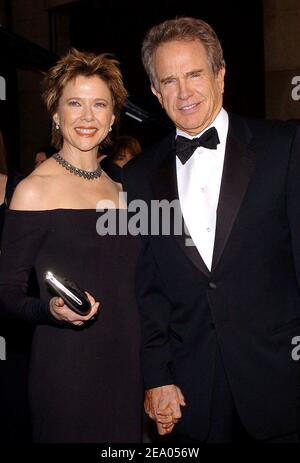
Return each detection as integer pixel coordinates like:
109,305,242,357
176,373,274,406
151,136,210,276
212,116,256,271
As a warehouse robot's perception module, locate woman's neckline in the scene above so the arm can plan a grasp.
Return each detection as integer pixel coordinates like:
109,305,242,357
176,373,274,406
8,207,127,213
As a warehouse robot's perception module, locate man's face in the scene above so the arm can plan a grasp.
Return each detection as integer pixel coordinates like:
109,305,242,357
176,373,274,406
151,39,225,136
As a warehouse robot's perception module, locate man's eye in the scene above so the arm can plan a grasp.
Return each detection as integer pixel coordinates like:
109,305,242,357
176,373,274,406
163,79,175,85
95,102,106,108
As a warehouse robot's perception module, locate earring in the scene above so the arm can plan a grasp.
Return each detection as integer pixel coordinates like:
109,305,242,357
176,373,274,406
109,126,112,132
55,123,60,130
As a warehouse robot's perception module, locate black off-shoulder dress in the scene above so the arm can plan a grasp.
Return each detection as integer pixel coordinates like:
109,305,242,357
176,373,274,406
0,209,143,443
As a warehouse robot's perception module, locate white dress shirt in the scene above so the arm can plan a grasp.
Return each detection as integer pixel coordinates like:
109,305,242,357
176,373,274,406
176,108,229,270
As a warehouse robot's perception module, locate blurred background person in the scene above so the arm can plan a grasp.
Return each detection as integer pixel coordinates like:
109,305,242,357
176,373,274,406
100,134,141,181
111,135,141,168
34,149,47,168
34,145,56,169
0,130,7,197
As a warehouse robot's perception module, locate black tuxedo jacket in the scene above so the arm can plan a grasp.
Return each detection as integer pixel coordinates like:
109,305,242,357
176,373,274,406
123,114,300,440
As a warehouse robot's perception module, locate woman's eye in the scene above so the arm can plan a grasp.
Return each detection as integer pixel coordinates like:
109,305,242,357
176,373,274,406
68,100,81,107
95,102,106,108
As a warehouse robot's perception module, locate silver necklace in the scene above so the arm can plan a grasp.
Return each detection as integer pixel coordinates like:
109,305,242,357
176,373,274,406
53,152,102,180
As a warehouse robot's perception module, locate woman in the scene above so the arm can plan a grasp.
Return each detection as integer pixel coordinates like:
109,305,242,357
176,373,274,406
0,49,142,443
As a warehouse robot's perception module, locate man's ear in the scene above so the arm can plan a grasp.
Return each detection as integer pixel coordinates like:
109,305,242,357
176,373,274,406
217,67,226,95
151,85,163,107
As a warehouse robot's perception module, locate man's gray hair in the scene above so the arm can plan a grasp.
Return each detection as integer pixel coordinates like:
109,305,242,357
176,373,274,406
142,16,226,91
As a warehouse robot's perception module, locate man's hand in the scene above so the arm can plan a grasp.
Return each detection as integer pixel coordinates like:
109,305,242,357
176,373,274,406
144,384,186,435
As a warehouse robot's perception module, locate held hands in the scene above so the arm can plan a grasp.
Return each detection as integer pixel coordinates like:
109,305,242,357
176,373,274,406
49,291,100,326
144,384,186,435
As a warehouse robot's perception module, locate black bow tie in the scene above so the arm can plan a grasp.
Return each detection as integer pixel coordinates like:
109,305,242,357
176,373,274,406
176,127,220,165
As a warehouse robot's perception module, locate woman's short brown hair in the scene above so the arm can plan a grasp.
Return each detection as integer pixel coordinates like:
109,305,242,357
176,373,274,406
142,16,226,91
42,48,128,150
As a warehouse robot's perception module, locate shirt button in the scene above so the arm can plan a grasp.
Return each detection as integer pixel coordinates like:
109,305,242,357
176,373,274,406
200,187,206,193
209,282,217,289
206,227,211,233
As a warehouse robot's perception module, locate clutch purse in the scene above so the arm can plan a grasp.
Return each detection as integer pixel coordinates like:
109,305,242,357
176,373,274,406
45,271,92,315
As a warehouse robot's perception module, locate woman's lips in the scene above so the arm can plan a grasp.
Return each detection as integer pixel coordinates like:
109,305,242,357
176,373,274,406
75,127,98,137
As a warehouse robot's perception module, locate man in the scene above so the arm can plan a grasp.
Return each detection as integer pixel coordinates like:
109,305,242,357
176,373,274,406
123,17,300,442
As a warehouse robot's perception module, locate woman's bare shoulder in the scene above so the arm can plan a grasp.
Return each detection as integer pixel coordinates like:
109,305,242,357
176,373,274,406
10,158,61,210
102,172,126,207
10,171,52,211
101,170,123,191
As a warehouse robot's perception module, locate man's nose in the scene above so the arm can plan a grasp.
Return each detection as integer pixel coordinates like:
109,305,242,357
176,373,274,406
177,80,192,99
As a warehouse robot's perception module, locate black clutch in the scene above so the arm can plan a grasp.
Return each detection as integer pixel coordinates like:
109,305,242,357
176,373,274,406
45,271,92,315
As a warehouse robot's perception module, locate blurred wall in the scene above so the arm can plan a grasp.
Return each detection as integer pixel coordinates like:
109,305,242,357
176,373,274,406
264,0,300,119
1,0,300,173
10,0,51,173
10,0,76,173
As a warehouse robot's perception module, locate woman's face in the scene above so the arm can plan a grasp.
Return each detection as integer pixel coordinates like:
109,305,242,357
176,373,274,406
53,75,115,154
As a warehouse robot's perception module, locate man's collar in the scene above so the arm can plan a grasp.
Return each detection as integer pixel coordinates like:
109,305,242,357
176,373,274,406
176,108,228,144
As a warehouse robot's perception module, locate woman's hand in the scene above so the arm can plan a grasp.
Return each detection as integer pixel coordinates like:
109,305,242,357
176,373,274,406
49,291,100,326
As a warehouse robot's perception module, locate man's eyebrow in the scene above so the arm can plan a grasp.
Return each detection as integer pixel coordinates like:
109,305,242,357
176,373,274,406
160,69,204,83
186,68,204,76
